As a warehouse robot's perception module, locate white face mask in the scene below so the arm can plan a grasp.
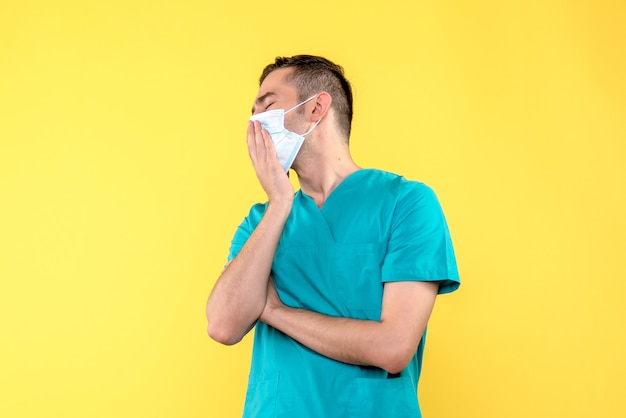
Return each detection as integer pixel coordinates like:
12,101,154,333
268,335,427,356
249,95,321,172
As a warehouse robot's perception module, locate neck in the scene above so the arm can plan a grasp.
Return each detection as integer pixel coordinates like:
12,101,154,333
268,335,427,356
294,144,360,208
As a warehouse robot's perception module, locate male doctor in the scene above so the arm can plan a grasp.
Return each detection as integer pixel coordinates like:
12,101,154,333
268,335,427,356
206,55,460,417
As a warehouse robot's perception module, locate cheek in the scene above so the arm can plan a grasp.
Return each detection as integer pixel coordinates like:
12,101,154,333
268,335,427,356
284,115,308,134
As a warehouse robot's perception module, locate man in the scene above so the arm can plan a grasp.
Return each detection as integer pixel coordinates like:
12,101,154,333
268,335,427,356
206,55,460,417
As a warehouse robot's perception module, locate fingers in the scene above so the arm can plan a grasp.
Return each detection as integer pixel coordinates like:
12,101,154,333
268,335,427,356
245,121,293,203
247,121,262,162
247,121,265,163
247,121,277,166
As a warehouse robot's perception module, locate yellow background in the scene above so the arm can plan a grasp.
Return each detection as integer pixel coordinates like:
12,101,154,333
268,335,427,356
1,0,624,417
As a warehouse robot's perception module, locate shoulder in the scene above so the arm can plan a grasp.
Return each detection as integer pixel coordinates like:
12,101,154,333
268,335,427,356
229,201,267,234
360,169,438,204
247,201,268,220
360,170,446,232
227,202,268,260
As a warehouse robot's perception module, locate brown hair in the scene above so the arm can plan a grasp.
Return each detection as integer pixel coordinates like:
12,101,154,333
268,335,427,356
260,55,354,140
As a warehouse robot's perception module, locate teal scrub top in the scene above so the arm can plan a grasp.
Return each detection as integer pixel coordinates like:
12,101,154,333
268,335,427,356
228,169,460,418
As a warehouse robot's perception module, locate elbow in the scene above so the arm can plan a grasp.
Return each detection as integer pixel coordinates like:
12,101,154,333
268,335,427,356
205,299,260,346
378,342,415,375
206,300,246,346
384,360,411,376
207,321,243,346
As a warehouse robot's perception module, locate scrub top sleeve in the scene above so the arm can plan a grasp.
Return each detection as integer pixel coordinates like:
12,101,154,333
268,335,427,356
227,219,251,262
381,181,460,294
226,203,267,262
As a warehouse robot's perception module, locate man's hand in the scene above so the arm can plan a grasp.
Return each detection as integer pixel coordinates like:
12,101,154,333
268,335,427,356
247,121,294,204
260,276,284,324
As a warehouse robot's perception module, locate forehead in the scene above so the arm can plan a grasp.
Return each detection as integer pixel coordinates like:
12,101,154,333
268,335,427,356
255,67,297,100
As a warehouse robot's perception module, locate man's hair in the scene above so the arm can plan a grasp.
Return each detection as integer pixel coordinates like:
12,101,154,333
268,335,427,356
260,55,354,140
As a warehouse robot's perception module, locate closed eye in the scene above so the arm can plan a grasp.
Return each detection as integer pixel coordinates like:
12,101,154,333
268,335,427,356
252,92,277,114
265,102,275,110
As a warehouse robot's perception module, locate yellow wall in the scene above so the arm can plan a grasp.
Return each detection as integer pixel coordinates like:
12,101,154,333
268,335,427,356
1,1,624,417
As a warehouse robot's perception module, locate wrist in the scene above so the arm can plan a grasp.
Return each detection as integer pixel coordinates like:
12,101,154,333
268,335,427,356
266,198,293,219
260,300,284,326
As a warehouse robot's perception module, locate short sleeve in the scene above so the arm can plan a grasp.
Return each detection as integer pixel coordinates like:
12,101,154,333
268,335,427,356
226,203,267,262
380,181,460,294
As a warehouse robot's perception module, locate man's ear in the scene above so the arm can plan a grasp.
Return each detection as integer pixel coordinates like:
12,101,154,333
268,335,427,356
311,92,332,121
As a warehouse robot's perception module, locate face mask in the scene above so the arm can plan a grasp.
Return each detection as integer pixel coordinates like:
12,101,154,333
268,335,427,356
249,95,321,172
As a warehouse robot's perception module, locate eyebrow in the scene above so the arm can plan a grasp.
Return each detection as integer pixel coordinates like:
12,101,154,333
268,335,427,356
252,92,277,114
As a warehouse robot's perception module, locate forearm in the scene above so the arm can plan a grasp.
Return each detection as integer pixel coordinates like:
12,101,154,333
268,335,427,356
260,281,439,373
206,200,291,345
261,306,412,374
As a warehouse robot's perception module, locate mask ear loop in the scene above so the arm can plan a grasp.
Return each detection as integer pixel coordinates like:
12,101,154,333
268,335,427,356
285,94,318,114
285,94,322,136
301,119,321,137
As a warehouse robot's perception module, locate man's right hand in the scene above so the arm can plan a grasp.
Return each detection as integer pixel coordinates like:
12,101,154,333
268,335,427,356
247,120,294,205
